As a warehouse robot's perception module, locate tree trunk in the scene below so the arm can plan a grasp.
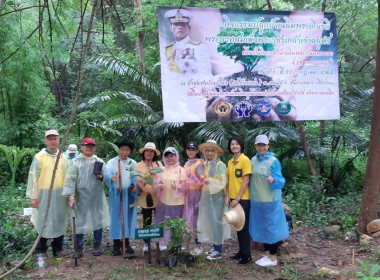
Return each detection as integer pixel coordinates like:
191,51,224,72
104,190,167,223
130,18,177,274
357,0,380,233
134,0,145,74
296,121,318,179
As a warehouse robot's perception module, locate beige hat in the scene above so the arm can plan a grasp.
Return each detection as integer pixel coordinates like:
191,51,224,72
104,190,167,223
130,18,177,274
45,129,59,138
138,187,159,209
223,203,245,231
139,142,161,156
199,139,223,157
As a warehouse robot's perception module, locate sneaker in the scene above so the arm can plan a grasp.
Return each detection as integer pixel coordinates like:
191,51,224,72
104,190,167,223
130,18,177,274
143,243,149,252
159,245,167,251
229,253,242,260
205,249,214,255
92,243,103,256
257,258,277,267
255,256,269,265
206,250,222,260
190,246,203,256
238,256,252,265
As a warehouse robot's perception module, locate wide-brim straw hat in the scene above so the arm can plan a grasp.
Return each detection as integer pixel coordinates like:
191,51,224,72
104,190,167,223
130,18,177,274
223,203,245,231
139,142,161,156
138,190,158,209
199,139,223,157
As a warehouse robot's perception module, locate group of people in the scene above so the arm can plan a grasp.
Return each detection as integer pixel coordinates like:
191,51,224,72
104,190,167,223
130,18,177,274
26,129,289,267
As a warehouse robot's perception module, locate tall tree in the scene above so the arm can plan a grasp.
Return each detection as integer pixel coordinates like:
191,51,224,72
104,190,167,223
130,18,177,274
357,0,380,233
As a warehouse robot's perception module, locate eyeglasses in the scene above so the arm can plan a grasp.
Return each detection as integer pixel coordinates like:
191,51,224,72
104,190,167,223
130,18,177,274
82,144,96,148
205,148,216,153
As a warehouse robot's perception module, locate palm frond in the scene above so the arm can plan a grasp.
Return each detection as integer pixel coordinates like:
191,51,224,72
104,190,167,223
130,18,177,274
91,56,160,96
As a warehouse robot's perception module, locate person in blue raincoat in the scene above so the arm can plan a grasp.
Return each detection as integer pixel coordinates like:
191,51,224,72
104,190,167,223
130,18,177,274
249,134,289,267
104,140,137,255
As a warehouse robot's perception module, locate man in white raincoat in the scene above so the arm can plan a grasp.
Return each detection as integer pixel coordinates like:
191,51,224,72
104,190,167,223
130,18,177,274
104,140,137,256
26,129,69,257
62,138,110,258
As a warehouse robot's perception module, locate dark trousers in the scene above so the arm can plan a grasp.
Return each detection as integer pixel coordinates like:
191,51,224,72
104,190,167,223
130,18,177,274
36,235,64,254
76,228,103,246
113,238,131,250
233,199,251,258
142,207,155,243
264,241,282,255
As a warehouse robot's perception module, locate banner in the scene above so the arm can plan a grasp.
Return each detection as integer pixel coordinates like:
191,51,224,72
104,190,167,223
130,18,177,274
158,7,339,122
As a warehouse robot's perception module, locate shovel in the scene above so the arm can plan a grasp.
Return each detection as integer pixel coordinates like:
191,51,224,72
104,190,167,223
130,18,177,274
72,208,79,267
118,159,127,257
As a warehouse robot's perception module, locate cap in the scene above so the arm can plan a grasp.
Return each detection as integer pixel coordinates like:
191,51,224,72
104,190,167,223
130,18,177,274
186,141,199,150
45,129,59,138
164,9,193,24
82,138,96,145
163,147,177,157
139,142,161,156
254,134,269,145
66,144,78,154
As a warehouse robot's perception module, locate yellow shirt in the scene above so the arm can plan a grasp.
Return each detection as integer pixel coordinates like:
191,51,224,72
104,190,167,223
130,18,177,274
158,166,187,206
227,153,252,200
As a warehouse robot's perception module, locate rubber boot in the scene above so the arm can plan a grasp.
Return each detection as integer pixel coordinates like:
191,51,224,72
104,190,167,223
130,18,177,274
73,245,83,259
92,243,103,256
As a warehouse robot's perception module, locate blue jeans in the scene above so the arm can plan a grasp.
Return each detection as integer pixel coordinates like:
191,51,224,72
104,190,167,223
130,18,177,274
76,228,103,245
213,244,222,253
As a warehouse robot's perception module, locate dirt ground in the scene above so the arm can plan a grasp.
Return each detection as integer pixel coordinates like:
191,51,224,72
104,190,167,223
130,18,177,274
4,223,380,280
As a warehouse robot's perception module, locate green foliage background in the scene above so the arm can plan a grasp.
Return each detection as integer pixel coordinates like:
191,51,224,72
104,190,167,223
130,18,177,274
0,0,377,268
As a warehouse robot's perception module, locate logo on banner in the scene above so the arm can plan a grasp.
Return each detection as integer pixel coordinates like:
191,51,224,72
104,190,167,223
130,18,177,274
234,101,253,117
277,101,291,115
214,101,231,116
256,100,271,116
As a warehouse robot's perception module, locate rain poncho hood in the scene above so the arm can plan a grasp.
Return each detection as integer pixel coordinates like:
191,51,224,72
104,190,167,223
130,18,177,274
26,149,69,238
104,156,137,239
248,151,289,244
154,147,187,204
62,154,110,234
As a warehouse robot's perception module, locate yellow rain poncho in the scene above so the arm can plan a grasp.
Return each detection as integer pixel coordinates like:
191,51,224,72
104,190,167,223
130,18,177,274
26,149,69,238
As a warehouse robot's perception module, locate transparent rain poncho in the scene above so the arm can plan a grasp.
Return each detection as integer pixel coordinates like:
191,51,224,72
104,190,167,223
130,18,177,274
248,151,289,244
104,156,137,239
197,153,231,245
62,154,110,234
153,147,187,246
182,158,204,236
26,149,69,238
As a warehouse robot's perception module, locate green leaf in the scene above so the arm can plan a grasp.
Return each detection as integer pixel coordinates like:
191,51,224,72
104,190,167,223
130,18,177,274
149,167,163,174
109,142,120,155
129,170,142,179
145,177,153,185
